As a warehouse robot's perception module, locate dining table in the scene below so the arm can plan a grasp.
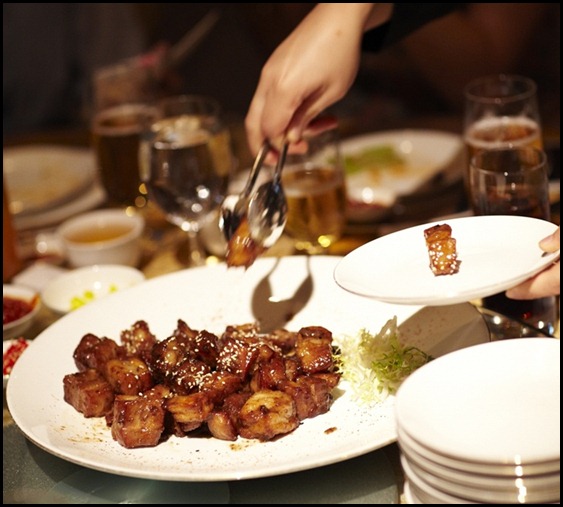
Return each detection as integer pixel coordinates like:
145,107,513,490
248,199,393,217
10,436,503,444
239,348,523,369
3,116,560,504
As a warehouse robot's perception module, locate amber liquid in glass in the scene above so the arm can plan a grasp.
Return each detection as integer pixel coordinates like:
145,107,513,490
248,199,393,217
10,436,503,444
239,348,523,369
463,116,543,202
92,104,160,206
282,165,347,254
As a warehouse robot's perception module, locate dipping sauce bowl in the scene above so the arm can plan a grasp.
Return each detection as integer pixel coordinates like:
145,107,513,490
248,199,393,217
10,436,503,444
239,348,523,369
56,208,144,268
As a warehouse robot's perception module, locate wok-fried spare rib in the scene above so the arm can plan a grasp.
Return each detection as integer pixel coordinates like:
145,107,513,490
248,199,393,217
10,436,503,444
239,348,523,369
120,320,157,363
63,321,341,448
225,217,266,269
282,375,335,420
238,390,300,441
424,223,461,276
165,392,214,434
111,387,168,448
73,334,122,372
103,357,153,395
296,326,335,373
207,410,238,441
63,369,114,417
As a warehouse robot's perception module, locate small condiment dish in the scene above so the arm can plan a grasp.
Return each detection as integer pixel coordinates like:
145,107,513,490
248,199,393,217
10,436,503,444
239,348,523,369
3,284,41,340
41,264,145,315
56,208,145,268
3,338,30,388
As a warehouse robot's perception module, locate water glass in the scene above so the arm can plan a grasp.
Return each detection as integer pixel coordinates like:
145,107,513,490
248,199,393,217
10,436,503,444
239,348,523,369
281,128,347,254
139,95,234,266
469,146,557,334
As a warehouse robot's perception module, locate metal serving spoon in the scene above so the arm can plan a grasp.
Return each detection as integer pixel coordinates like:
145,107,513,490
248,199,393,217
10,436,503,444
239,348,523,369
219,141,270,242
246,142,289,249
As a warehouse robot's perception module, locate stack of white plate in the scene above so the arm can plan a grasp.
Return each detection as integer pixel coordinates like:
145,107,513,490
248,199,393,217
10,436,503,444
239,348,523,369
395,338,560,504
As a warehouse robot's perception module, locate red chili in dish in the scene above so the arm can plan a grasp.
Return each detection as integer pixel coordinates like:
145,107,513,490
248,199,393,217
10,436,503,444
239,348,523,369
3,337,29,375
3,296,34,325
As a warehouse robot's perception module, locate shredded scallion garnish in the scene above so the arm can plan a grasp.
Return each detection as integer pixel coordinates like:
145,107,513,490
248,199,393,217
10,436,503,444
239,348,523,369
334,316,432,404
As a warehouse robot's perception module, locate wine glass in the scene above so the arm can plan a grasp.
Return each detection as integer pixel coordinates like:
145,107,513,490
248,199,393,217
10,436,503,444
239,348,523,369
140,95,234,266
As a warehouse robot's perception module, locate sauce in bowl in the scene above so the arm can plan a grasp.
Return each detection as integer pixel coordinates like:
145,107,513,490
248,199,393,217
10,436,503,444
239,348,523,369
64,223,134,244
3,296,35,325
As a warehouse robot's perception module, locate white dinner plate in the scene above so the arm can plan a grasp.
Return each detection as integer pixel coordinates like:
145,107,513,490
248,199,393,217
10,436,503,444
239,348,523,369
334,215,560,306
13,184,107,231
7,256,489,482
4,145,97,216
395,338,560,465
341,130,463,222
3,145,107,231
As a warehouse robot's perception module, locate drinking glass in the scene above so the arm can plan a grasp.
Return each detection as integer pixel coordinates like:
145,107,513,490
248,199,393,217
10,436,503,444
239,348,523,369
469,146,557,335
280,127,347,254
92,103,161,208
91,65,161,208
463,74,543,201
140,95,234,266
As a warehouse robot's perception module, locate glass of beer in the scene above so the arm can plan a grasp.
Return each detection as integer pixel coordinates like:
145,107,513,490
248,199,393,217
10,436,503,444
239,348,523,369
469,146,557,335
91,62,161,208
92,103,160,208
463,74,542,201
280,127,347,255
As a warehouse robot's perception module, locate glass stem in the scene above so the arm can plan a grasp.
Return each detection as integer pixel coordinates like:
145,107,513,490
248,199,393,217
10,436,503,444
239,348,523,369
185,228,207,266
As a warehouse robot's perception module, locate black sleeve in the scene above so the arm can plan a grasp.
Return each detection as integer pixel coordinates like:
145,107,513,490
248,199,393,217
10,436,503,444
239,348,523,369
362,3,467,52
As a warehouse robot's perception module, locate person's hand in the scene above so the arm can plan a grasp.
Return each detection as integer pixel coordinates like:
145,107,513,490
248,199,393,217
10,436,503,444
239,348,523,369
245,4,385,156
506,227,560,299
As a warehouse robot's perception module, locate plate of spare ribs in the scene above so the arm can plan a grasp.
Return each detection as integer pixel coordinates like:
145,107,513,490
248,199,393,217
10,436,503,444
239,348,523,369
7,256,489,481
334,215,560,306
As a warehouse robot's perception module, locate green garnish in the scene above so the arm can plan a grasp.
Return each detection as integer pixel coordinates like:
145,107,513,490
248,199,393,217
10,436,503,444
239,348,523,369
343,145,405,175
334,316,432,404
70,284,118,310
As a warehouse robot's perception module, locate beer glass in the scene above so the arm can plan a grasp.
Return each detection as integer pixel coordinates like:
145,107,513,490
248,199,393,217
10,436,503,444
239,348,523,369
91,64,160,208
280,127,347,254
92,103,160,208
469,146,557,335
463,74,542,201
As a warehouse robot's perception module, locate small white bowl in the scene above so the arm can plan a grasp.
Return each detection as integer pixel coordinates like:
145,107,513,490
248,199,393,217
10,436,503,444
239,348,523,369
56,208,145,268
3,285,41,340
41,264,145,315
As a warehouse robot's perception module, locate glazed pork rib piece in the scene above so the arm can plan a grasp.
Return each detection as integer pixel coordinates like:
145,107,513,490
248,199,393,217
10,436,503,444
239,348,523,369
423,223,461,276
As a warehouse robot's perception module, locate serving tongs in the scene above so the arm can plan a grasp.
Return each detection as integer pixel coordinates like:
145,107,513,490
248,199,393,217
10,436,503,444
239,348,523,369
247,142,289,249
219,141,271,242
